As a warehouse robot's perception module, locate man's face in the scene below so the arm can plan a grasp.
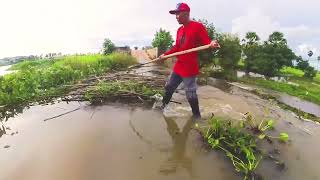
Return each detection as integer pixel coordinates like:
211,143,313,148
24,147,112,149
176,11,189,24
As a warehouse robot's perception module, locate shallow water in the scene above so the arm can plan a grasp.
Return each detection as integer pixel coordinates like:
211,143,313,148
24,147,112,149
1,84,320,180
0,102,240,180
0,65,14,76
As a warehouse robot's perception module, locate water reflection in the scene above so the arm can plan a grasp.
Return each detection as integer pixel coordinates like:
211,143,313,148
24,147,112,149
160,117,194,176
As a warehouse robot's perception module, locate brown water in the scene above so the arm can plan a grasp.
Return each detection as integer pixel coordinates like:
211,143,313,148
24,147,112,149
1,85,320,180
0,102,240,180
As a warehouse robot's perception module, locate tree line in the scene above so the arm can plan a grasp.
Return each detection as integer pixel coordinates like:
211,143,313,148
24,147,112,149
150,19,318,80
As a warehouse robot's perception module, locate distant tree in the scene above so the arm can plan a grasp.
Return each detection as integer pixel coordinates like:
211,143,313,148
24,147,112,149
195,19,221,68
317,56,320,61
294,56,317,79
296,56,309,71
268,31,287,45
266,31,294,68
134,47,138,50
295,55,304,63
217,33,242,80
102,38,115,55
152,28,174,56
252,32,295,77
303,66,317,79
242,32,261,74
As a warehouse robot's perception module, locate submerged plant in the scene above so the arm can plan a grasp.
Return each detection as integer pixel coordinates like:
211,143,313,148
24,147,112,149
196,113,290,179
198,117,261,179
267,132,289,143
243,112,289,143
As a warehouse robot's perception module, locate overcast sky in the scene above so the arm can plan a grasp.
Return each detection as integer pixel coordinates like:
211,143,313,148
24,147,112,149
0,0,319,59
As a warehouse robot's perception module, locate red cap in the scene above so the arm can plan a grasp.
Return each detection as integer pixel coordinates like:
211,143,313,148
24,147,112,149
169,3,190,14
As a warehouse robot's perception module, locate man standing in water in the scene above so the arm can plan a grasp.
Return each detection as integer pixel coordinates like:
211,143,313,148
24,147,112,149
159,3,220,119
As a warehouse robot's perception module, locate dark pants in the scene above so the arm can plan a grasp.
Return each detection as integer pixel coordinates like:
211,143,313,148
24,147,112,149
162,72,201,117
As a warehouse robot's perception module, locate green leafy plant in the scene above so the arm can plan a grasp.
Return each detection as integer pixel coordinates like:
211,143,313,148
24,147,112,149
196,114,290,179
267,133,289,143
279,133,289,142
197,117,261,179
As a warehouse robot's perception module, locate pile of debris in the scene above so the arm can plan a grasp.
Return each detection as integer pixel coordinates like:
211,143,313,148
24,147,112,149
63,70,167,105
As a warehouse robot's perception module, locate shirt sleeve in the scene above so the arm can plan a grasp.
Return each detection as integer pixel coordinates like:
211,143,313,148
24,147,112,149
163,44,178,56
198,23,211,45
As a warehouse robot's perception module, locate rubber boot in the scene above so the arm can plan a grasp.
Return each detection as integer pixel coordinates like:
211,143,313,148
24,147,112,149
161,90,174,109
188,98,201,120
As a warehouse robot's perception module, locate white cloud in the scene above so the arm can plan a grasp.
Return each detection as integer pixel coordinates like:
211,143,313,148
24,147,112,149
231,7,320,58
283,28,320,59
282,26,320,40
297,44,318,57
231,8,280,40
0,0,178,57
0,0,319,58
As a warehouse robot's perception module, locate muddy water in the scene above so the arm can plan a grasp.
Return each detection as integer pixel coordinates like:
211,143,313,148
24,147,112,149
0,65,14,76
0,102,239,180
1,85,319,180
0,89,320,180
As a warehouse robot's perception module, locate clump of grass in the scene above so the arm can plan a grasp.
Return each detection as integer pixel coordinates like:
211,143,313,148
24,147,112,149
196,114,289,179
197,116,261,179
279,67,304,77
243,112,289,143
10,59,55,70
315,73,320,83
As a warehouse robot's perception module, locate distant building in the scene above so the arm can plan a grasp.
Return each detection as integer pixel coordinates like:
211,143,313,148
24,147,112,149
142,46,153,50
114,46,131,54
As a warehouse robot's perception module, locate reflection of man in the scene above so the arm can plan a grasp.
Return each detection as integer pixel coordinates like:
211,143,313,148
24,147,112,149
160,118,194,176
159,3,220,120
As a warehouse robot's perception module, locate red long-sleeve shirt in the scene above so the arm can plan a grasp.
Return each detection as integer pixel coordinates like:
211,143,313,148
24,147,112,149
164,21,211,77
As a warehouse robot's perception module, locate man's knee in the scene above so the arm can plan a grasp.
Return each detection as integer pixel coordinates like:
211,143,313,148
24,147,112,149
165,84,175,93
186,91,198,101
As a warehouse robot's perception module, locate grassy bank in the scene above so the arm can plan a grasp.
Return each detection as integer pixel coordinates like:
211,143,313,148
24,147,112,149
238,66,320,106
279,67,304,77
0,53,137,120
280,66,320,83
240,77,320,106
